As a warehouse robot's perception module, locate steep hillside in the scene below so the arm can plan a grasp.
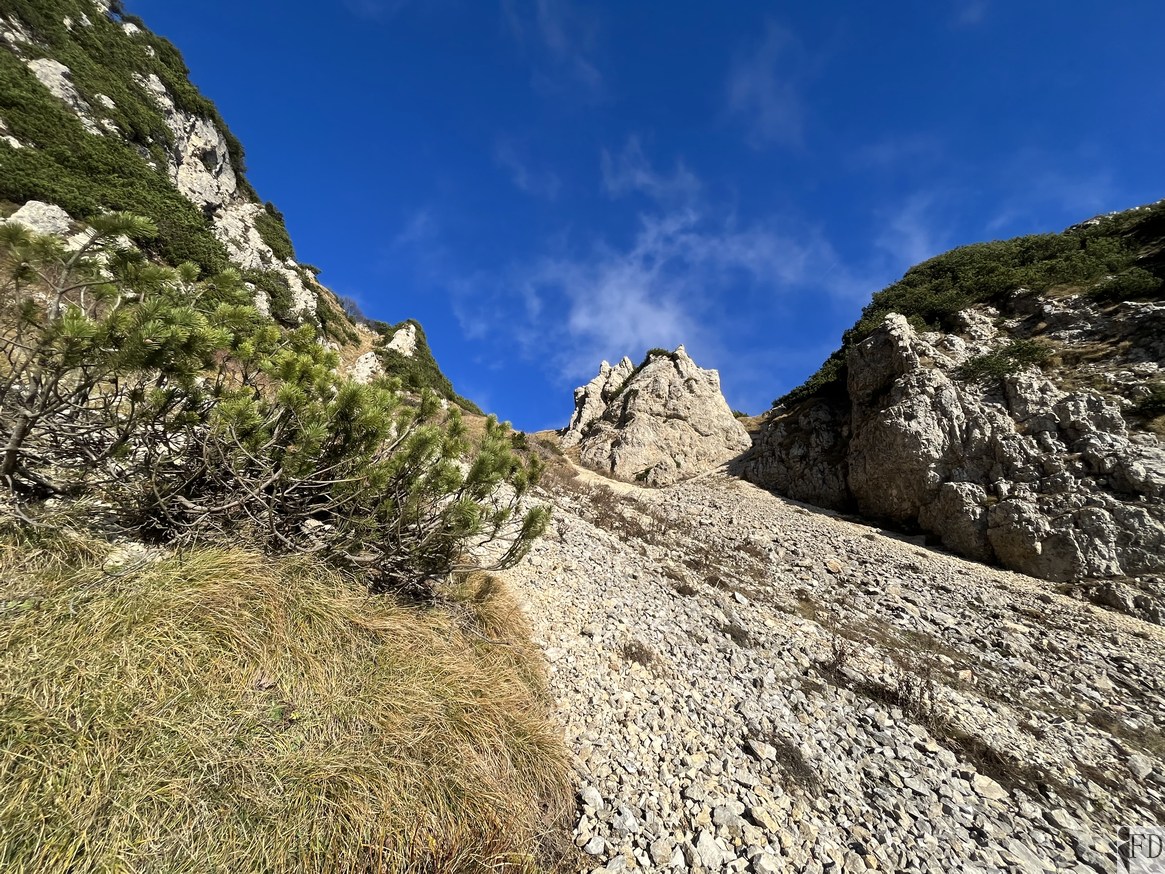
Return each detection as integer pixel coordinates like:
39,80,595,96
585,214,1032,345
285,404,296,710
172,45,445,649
0,5,568,872
0,0,469,405
778,199,1165,409
505,456,1165,871
742,200,1165,607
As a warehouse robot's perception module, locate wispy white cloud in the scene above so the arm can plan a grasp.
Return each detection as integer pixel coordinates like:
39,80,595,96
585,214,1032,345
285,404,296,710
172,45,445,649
874,193,950,268
953,1,989,28
726,22,805,149
393,145,888,405
451,155,838,381
600,136,700,203
494,138,562,199
391,208,439,249
501,0,602,96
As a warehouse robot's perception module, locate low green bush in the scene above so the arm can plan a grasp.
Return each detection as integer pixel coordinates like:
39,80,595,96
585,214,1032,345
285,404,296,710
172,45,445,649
1089,267,1162,302
955,339,1054,384
0,219,545,595
254,201,296,262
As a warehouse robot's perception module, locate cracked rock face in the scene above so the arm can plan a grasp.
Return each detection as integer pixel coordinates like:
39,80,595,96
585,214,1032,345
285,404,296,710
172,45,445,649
743,311,1165,588
349,351,384,385
132,72,318,316
561,356,634,448
565,346,751,486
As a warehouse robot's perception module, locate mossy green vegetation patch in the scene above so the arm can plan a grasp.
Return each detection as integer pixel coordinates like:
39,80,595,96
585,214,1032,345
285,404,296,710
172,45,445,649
778,200,1165,407
0,0,300,276
955,339,1055,385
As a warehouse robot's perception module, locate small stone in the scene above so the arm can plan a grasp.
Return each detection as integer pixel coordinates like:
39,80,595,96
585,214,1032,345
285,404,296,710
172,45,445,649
1003,838,1047,872
713,804,746,831
1045,808,1080,831
695,830,726,869
612,805,639,835
684,782,708,801
583,836,606,855
749,805,780,831
580,784,604,811
971,774,1008,801
1128,753,1154,781
747,738,777,761
752,852,782,874
825,559,844,574
650,837,675,866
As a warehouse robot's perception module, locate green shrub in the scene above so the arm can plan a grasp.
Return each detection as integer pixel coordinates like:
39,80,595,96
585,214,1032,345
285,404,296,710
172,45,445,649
955,339,1054,384
315,291,360,345
0,219,545,596
1089,267,1162,302
253,201,295,262
243,268,296,324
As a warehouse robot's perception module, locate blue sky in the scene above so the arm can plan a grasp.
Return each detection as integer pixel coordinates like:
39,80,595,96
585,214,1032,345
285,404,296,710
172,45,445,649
131,1,1165,430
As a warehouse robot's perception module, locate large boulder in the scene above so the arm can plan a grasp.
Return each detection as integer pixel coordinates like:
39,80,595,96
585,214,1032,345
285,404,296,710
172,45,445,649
562,346,750,486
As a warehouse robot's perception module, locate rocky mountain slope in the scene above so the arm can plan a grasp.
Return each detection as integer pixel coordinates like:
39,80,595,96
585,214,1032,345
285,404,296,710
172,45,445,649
563,346,750,486
0,0,470,407
740,201,1165,601
6,5,1165,873
506,454,1164,873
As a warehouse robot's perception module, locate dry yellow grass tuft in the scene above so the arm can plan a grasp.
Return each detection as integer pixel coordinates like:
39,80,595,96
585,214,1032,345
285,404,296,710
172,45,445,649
0,543,574,873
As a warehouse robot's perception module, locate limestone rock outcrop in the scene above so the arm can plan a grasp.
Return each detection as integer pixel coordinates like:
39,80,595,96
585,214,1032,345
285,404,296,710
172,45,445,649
2,1,320,319
26,58,101,134
742,310,1165,586
132,71,318,317
349,351,384,385
385,323,418,358
561,356,634,448
563,347,750,485
5,201,74,237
